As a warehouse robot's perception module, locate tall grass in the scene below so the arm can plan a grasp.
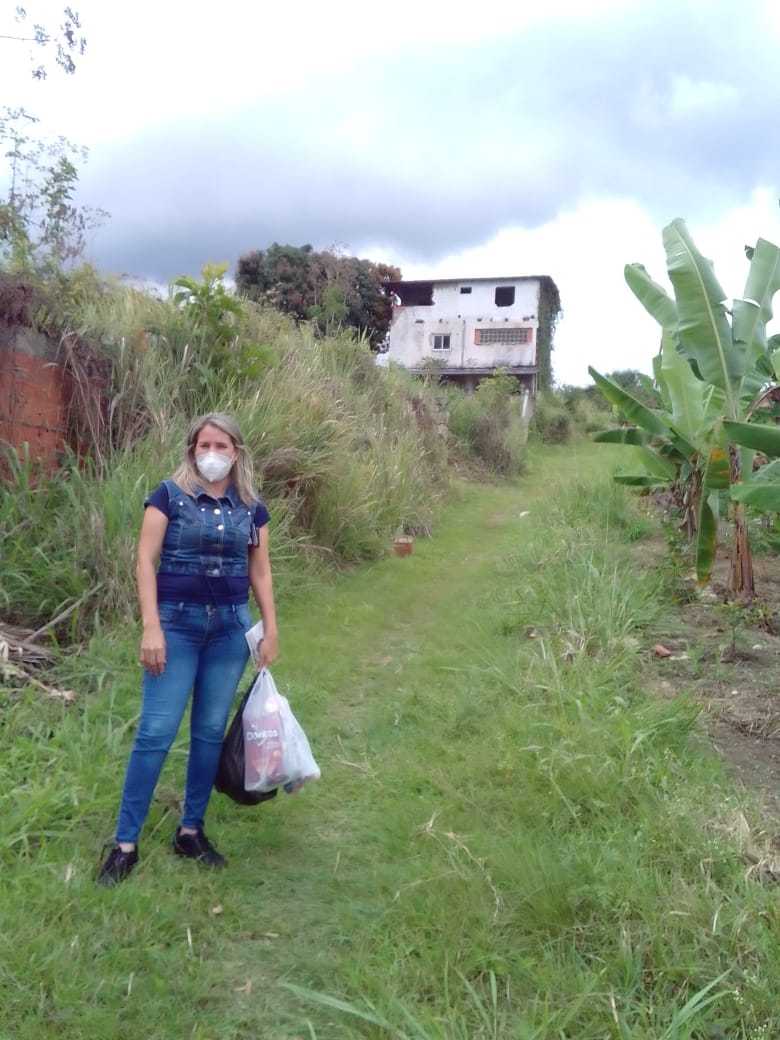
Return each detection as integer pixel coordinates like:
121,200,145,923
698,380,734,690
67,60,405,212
2,281,473,637
2,444,779,1037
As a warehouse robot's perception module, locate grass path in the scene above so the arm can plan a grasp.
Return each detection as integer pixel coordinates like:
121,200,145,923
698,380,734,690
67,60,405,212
8,440,776,1040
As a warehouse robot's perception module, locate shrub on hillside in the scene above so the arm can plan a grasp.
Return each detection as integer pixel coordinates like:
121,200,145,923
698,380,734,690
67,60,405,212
530,390,572,444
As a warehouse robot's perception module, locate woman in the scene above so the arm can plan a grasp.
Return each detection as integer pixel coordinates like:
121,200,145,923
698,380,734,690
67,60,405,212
97,413,278,885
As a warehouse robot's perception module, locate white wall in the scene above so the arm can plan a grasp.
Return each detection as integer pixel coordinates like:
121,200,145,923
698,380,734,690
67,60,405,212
387,278,541,370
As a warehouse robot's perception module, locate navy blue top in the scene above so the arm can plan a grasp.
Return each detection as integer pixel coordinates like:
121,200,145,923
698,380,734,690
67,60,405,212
145,480,270,606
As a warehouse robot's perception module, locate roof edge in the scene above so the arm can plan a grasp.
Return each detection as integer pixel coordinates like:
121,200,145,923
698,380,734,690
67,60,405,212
383,275,553,289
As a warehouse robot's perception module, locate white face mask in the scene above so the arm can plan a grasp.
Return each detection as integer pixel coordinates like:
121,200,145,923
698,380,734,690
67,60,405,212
196,451,234,483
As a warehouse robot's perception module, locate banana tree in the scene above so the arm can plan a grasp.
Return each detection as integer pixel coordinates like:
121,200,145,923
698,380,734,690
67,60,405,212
595,218,780,598
590,328,723,538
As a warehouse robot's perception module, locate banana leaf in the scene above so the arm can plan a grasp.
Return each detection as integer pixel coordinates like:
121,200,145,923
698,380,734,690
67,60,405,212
588,366,670,436
663,219,739,414
734,238,780,349
658,331,720,446
624,263,679,332
751,459,780,481
727,450,780,513
591,428,688,468
734,237,780,401
696,495,719,584
730,482,780,512
722,420,780,456
630,445,681,480
592,427,652,446
701,444,731,492
613,475,669,487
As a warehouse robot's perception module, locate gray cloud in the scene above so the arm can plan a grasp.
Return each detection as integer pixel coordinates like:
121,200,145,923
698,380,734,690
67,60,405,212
75,1,780,283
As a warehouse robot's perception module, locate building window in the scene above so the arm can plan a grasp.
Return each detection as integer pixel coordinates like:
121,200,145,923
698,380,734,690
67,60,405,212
459,286,472,294
432,334,451,350
394,282,434,306
495,286,515,307
474,327,532,346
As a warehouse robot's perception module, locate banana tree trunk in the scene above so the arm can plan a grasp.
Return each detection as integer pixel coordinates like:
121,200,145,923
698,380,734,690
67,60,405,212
729,449,755,600
730,503,755,600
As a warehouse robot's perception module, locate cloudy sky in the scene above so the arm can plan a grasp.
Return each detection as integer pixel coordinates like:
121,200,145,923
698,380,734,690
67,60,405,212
2,0,780,385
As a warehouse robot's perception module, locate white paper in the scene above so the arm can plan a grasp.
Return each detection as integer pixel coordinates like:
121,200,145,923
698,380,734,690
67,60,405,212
245,619,265,667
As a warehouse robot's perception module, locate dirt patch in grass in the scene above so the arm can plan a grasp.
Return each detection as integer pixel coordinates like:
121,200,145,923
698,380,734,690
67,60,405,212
637,532,780,829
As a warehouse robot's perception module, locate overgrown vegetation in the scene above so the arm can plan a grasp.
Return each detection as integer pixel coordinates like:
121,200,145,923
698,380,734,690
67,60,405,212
8,204,780,1035
3,443,780,1038
534,275,562,391
590,218,780,600
0,267,534,644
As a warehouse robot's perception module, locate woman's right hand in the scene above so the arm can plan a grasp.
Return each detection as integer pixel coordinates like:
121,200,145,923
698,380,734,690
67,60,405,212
140,624,166,675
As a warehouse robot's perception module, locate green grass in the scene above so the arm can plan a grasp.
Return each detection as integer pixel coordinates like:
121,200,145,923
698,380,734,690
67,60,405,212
2,440,780,1038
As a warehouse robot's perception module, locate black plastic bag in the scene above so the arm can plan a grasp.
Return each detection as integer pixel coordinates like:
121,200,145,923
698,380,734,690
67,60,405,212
214,675,278,806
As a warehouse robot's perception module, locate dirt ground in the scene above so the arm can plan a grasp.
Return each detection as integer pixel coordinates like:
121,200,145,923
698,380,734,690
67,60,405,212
638,531,780,856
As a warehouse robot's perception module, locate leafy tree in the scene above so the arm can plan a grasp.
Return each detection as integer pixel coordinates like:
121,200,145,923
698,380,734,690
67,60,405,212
0,107,108,274
236,243,400,347
237,243,316,318
2,6,86,79
172,261,242,346
308,281,348,328
171,262,279,385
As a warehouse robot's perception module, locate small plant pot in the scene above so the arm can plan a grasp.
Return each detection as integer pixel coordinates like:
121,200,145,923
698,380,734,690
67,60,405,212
393,536,414,557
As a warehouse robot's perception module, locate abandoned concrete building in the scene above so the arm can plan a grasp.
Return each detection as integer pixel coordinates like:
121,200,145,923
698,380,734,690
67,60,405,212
381,275,561,396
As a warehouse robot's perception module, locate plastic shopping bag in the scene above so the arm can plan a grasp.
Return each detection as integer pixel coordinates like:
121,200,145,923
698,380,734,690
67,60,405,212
214,677,279,805
242,668,321,794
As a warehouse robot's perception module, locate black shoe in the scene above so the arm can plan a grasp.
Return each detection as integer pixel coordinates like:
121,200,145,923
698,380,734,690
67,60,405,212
96,843,139,886
172,827,226,868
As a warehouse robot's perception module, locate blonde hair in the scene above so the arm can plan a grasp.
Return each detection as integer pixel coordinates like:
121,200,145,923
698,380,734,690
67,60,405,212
172,412,259,504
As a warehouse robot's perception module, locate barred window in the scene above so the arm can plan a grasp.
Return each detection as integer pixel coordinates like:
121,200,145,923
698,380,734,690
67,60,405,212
474,327,532,346
432,333,451,350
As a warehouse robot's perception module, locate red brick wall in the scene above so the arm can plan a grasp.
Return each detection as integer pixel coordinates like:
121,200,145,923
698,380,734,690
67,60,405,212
0,330,70,470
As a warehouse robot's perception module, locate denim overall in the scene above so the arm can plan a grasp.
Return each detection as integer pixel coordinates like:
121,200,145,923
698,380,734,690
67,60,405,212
116,481,256,844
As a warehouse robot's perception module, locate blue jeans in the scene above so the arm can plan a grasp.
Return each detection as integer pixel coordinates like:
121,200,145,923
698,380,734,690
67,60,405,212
115,602,252,844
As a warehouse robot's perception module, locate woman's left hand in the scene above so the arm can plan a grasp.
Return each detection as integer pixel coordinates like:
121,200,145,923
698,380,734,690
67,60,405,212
258,630,278,669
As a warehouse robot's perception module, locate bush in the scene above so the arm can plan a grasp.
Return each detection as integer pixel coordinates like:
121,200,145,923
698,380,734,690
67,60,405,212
530,390,572,444
445,371,528,476
557,384,613,432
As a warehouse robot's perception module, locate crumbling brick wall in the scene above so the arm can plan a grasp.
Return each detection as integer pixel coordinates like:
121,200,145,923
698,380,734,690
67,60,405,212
0,326,70,470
